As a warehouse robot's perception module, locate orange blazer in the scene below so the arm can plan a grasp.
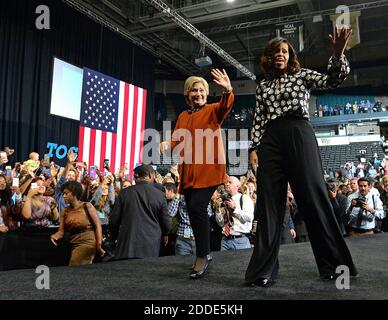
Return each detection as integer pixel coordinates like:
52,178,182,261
170,92,234,193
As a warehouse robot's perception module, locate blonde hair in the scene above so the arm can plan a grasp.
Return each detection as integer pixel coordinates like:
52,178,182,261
382,175,388,184
184,76,209,101
29,152,39,160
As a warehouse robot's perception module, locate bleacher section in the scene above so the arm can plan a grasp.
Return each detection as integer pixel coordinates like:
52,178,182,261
319,141,385,173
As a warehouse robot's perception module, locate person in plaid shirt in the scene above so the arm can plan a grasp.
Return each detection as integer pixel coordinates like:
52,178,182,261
165,182,213,258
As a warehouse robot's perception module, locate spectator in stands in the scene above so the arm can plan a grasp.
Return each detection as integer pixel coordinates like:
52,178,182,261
214,176,254,251
288,190,308,243
281,195,297,245
165,182,198,257
109,164,171,260
121,180,131,189
0,174,21,230
349,178,359,195
90,173,115,225
23,152,40,173
16,177,58,228
327,179,347,235
339,183,350,197
163,180,195,256
246,28,357,287
209,188,223,252
55,150,78,215
346,177,384,236
367,177,381,197
159,69,234,279
345,102,351,114
0,146,15,169
0,206,8,233
50,181,104,266
0,175,12,233
379,175,388,232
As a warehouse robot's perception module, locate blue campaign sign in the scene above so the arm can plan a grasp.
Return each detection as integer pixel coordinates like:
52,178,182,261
46,142,78,160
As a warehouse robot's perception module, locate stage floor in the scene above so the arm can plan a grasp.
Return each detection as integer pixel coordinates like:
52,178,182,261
1,233,387,300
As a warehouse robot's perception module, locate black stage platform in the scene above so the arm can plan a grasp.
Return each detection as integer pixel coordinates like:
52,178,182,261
0,233,387,300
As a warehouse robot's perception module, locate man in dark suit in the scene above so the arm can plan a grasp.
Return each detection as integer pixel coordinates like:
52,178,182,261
110,164,171,259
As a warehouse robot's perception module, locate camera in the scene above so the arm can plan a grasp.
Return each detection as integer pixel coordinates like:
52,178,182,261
326,182,337,193
354,195,367,207
219,189,232,202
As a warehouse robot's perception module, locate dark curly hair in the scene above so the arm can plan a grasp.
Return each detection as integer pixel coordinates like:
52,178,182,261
61,181,83,200
261,37,301,79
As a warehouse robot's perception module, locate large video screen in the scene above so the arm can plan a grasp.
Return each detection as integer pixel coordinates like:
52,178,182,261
50,57,83,121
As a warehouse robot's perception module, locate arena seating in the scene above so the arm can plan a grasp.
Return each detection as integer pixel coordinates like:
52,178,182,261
319,141,385,173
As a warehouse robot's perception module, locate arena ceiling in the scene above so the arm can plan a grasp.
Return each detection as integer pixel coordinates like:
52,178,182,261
64,0,388,82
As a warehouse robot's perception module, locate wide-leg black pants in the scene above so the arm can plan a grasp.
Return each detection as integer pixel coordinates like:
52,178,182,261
184,186,216,257
245,118,358,282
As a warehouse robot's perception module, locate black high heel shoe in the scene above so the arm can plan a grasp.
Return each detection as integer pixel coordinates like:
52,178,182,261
190,254,212,270
190,256,211,280
249,278,275,288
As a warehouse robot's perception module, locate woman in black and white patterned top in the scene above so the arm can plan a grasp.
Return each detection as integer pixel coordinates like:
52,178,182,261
245,27,358,287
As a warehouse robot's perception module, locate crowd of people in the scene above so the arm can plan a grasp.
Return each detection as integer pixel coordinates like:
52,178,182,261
0,144,302,266
315,100,387,117
2,144,386,268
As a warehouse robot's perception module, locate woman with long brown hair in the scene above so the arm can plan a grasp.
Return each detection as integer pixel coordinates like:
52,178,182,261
18,177,58,228
246,27,358,287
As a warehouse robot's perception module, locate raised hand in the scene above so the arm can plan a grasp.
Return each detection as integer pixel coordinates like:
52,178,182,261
329,26,352,58
67,149,76,163
211,68,232,92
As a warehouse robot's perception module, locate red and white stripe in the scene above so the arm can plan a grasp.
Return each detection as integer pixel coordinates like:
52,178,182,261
78,82,147,180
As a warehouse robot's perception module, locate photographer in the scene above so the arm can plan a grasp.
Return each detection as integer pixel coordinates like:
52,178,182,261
327,179,347,236
214,176,254,251
346,178,384,237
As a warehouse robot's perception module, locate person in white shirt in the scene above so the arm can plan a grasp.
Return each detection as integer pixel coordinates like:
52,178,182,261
214,176,254,250
346,177,385,236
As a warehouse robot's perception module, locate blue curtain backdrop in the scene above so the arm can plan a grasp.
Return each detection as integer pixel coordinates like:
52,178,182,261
0,0,155,164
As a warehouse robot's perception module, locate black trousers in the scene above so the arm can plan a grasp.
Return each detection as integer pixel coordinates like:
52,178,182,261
184,186,216,257
245,118,358,282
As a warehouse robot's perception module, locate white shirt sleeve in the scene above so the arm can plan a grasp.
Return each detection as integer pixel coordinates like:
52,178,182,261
233,194,254,224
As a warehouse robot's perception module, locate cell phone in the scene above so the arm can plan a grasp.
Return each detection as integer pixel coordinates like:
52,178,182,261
89,166,97,179
0,152,7,164
5,166,12,177
12,178,19,187
31,183,38,189
44,154,50,163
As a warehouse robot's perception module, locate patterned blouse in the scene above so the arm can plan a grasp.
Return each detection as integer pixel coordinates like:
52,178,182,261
251,55,350,150
25,196,56,227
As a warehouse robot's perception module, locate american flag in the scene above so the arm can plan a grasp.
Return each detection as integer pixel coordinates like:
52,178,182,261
78,68,147,177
